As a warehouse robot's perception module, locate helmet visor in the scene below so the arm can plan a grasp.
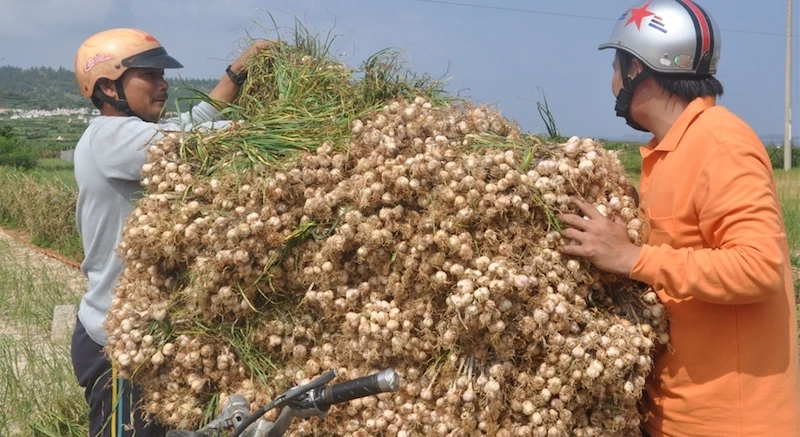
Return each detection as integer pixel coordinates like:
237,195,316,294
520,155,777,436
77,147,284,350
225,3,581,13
121,47,183,69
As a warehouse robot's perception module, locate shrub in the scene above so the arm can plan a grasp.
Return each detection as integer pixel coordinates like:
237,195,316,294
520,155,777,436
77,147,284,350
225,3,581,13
0,126,38,170
765,143,800,169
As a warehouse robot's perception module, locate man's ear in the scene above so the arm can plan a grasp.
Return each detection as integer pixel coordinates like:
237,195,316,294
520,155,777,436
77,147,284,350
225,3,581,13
97,78,118,100
629,58,645,78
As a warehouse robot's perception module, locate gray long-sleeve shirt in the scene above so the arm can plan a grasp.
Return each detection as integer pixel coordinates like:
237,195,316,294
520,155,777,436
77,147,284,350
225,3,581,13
74,102,228,346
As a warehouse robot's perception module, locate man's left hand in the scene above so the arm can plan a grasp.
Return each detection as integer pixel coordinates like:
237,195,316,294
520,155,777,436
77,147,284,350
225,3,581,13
230,40,280,75
556,196,641,276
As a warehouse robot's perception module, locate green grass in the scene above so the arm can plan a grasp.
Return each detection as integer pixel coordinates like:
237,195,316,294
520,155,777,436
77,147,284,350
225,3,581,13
37,158,74,172
600,140,642,186
0,167,82,260
776,170,800,253
0,239,86,437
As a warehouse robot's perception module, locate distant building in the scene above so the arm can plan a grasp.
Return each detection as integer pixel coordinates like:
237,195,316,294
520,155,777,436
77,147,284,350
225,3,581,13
0,107,96,120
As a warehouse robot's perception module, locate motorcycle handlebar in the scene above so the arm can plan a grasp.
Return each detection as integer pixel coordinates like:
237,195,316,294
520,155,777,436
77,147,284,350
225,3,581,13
317,368,399,406
168,368,400,437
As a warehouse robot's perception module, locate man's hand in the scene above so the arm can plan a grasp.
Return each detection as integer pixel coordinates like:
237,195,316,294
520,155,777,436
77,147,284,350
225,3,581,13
230,40,280,75
556,196,641,276
209,40,279,107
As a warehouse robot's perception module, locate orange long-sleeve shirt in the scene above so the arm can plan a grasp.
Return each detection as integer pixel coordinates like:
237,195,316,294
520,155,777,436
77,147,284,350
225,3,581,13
629,96,800,437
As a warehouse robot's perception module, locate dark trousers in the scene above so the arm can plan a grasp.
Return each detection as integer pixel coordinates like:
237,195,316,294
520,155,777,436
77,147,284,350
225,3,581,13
71,317,167,437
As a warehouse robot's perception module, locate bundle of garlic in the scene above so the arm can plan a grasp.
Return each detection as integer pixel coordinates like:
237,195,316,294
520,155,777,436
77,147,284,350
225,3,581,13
104,36,668,437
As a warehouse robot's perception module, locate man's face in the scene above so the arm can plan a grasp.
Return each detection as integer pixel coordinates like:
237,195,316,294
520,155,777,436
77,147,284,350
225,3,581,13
119,68,169,122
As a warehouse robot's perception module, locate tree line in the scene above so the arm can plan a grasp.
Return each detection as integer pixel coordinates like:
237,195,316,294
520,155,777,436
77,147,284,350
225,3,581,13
0,65,217,111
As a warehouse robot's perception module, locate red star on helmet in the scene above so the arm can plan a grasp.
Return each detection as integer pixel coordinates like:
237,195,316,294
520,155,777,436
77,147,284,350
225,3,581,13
625,2,655,30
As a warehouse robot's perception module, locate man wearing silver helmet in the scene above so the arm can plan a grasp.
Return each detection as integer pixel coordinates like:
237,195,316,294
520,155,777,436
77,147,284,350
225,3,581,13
557,0,800,435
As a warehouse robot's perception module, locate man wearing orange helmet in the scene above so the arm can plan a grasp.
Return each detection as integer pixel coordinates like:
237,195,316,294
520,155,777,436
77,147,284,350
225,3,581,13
70,28,273,437
557,0,800,436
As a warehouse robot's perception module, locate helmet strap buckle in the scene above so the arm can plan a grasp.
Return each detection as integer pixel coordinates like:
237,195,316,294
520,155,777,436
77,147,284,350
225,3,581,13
112,81,140,118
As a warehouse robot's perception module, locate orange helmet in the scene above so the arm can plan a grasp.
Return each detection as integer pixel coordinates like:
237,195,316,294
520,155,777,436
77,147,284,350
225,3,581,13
75,28,183,98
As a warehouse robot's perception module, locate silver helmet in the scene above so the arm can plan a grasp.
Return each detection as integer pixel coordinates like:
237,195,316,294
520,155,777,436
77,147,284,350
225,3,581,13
598,0,722,75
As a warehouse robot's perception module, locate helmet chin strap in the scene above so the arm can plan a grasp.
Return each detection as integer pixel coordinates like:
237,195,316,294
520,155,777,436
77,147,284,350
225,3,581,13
614,60,650,133
93,81,142,120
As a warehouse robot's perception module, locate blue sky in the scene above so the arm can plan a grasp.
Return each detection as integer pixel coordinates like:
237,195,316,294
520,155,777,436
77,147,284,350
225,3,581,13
0,0,798,141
